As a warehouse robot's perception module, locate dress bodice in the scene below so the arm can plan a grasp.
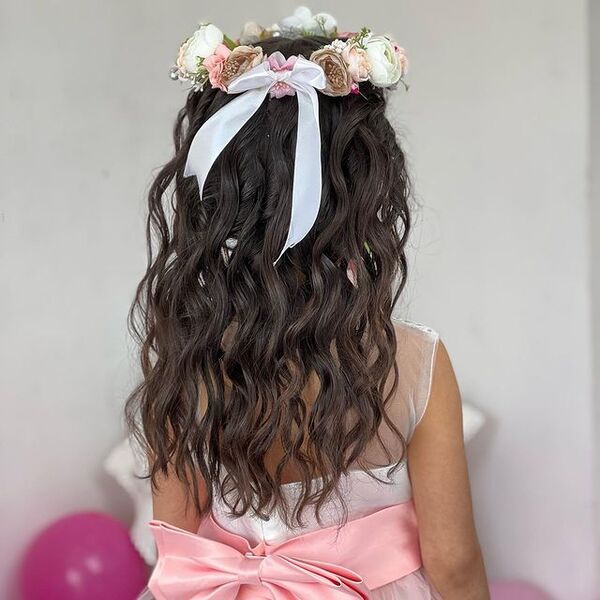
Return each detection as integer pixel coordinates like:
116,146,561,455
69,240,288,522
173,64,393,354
212,462,413,546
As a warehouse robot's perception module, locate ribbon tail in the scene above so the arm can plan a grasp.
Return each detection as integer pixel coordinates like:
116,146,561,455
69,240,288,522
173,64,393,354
273,85,322,265
184,87,269,199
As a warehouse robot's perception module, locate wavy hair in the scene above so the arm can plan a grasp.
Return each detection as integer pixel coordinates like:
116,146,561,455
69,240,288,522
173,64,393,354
125,34,412,528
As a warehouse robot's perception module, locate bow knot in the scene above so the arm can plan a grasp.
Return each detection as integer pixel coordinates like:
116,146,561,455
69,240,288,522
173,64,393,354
238,553,265,586
273,70,291,82
184,54,326,265
148,519,371,599
147,501,424,600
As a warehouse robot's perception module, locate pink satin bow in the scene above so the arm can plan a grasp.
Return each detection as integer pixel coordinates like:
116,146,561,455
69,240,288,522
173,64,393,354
148,500,422,600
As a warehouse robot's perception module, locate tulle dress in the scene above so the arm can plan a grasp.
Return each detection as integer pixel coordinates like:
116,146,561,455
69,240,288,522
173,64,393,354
142,319,442,599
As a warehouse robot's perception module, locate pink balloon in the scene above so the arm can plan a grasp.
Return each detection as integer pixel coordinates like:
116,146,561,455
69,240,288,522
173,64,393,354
19,512,148,600
490,580,553,600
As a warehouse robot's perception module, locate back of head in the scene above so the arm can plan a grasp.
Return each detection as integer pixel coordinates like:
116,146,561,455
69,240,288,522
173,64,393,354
127,13,412,527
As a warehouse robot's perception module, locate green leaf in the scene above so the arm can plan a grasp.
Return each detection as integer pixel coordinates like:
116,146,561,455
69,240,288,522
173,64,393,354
223,34,238,50
351,27,371,49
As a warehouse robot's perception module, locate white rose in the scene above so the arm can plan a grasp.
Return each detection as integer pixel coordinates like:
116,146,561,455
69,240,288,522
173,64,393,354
364,34,403,87
178,23,224,75
279,6,337,36
311,11,337,35
280,6,313,30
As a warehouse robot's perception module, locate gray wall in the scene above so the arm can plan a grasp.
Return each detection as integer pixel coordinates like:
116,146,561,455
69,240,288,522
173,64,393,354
591,0,600,582
395,2,595,598
1,1,596,599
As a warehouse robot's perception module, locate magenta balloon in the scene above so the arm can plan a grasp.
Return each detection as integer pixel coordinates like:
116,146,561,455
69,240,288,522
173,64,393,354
19,512,148,600
490,581,552,600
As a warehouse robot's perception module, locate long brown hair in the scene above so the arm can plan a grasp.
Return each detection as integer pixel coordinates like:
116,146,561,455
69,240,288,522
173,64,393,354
126,34,412,528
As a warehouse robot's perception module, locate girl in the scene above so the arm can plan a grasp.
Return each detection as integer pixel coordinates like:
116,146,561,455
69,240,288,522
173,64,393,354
127,8,489,599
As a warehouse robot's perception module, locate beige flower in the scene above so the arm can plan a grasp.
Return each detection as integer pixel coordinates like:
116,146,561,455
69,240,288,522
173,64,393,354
239,21,266,45
220,45,264,88
341,42,371,83
310,48,353,96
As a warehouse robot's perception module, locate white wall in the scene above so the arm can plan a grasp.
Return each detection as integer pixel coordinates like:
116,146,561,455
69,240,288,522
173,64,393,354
591,0,600,581
394,1,596,598
0,1,596,599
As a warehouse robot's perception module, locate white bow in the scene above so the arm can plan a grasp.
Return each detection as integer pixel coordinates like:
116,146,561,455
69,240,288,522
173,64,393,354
184,55,326,265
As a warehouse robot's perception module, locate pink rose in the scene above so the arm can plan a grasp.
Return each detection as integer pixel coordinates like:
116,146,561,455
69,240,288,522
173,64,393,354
203,44,232,91
391,42,409,77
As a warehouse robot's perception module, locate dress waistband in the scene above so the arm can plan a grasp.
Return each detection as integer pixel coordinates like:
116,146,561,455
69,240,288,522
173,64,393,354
148,499,422,599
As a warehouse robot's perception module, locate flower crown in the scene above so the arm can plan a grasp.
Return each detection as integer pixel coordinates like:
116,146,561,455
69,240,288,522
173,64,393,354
177,8,409,266
170,6,409,97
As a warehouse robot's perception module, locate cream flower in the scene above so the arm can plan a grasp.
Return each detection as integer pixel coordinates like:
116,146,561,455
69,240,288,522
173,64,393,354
364,34,404,87
239,21,266,45
310,48,353,96
329,39,348,53
342,42,371,83
311,11,337,35
176,23,224,76
280,6,337,36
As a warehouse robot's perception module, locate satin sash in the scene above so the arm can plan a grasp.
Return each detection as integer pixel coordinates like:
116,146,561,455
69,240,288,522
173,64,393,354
147,499,422,599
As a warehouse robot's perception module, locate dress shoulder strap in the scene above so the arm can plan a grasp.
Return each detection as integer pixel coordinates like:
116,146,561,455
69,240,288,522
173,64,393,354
391,318,440,441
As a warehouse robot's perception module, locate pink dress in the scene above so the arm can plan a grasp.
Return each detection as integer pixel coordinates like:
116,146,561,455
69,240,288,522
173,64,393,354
142,319,441,599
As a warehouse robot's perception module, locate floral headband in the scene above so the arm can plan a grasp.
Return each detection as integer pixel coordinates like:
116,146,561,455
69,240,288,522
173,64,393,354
172,7,409,264
171,6,408,96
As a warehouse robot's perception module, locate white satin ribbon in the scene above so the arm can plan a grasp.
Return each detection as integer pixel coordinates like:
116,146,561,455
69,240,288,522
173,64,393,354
184,55,326,265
